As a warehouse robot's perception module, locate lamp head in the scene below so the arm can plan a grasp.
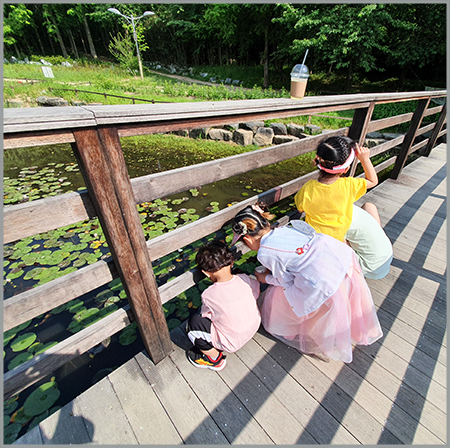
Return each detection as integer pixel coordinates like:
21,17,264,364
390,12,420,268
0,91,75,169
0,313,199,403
108,8,121,15
143,11,155,17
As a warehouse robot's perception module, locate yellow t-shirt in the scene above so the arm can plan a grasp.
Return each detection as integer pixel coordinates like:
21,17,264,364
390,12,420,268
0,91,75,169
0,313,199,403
294,177,367,241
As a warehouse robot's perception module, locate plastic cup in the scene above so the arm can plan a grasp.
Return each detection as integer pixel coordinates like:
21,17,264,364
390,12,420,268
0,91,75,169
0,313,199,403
255,266,266,274
290,64,310,99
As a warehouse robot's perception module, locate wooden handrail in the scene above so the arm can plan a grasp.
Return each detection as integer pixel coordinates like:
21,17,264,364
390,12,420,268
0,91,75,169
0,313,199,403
3,91,447,398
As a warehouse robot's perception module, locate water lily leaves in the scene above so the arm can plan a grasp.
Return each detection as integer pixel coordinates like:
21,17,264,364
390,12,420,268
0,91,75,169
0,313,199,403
119,322,138,346
6,269,24,280
167,318,181,331
95,290,113,303
4,414,11,427
66,299,83,313
74,308,99,323
119,289,127,299
11,332,37,352
4,398,19,415
108,278,123,291
28,410,49,430
12,320,33,333
119,325,138,346
33,341,58,355
73,259,86,268
8,352,34,370
11,406,32,425
4,422,22,444
23,381,60,417
105,296,120,305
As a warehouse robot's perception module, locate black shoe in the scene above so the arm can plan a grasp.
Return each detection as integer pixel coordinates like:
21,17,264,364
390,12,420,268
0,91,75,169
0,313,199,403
187,347,227,371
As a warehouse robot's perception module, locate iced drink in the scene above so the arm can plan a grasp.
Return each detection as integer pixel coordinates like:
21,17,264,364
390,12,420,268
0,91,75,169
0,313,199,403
290,63,310,100
290,78,308,99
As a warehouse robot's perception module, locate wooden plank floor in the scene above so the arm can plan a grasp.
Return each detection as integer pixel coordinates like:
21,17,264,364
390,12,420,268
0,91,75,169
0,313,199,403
15,144,446,445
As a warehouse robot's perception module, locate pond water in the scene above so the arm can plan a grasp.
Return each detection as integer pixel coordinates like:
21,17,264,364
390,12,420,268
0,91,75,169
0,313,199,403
3,139,302,443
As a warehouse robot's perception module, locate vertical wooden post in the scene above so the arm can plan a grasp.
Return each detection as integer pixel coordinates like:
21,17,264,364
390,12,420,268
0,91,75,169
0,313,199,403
347,102,375,177
391,98,431,180
71,126,172,364
422,100,447,157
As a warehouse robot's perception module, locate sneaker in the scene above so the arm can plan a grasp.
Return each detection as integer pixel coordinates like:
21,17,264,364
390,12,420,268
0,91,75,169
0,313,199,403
187,348,227,371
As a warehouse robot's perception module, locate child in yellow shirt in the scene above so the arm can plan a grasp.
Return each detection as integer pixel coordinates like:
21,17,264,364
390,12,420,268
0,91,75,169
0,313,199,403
294,135,378,242
294,136,393,280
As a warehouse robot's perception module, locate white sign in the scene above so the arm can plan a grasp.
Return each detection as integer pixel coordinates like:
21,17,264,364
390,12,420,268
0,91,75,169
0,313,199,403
42,66,54,78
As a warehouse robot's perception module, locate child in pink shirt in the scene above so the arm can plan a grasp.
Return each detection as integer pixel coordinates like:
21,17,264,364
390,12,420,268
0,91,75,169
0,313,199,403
186,240,261,371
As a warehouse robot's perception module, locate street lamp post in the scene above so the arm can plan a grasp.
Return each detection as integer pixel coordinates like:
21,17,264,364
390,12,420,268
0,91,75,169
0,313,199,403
108,8,154,81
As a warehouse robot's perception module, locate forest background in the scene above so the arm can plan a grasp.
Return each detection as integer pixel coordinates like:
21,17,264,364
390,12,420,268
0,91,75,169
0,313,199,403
3,3,447,93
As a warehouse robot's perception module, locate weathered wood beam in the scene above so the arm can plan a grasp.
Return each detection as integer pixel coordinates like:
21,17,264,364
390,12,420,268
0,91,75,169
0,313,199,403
423,101,447,157
391,98,431,179
347,102,376,177
72,127,172,364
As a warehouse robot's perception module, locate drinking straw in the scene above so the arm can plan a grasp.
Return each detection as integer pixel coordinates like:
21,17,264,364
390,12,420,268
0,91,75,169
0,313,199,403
301,49,309,67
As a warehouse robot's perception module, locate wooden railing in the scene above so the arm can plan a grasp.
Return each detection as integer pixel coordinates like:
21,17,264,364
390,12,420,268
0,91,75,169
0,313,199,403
3,91,447,399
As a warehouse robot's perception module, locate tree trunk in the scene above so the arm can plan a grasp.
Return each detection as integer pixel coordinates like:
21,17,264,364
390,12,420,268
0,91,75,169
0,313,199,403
84,16,97,59
49,10,68,58
79,29,87,56
34,27,45,55
346,60,353,90
263,27,269,89
68,29,79,59
48,32,55,54
14,43,21,59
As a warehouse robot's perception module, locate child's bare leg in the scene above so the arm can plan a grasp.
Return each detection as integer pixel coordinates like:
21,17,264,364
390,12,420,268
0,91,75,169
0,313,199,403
362,202,381,226
201,347,221,359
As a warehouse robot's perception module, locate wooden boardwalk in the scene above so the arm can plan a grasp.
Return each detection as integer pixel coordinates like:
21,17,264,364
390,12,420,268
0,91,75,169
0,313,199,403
15,144,446,445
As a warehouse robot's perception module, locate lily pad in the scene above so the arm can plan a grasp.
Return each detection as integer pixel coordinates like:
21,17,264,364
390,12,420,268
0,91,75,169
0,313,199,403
167,318,182,331
11,333,37,352
4,422,22,444
4,398,19,415
119,330,137,346
8,352,34,370
4,414,11,428
95,290,113,303
23,381,60,417
33,341,58,355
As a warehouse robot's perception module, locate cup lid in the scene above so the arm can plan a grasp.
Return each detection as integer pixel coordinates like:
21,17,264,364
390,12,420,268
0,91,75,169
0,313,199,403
291,64,309,77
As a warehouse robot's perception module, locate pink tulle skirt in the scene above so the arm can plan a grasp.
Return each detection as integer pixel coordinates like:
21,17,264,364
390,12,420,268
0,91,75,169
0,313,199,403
258,253,383,363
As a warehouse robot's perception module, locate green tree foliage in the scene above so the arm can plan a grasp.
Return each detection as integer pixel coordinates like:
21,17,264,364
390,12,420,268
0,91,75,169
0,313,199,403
3,3,446,89
4,4,32,52
108,32,137,71
276,4,394,88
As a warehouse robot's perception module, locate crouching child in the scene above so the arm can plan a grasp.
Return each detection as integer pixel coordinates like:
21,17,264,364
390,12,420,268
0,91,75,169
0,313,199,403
186,241,261,371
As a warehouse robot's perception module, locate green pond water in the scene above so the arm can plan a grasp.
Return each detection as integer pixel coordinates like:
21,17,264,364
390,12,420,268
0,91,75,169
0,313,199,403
3,141,303,443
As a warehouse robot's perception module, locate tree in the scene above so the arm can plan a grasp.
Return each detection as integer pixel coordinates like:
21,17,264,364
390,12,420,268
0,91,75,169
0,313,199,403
383,4,446,86
277,4,392,89
67,4,98,59
42,4,68,58
4,4,33,57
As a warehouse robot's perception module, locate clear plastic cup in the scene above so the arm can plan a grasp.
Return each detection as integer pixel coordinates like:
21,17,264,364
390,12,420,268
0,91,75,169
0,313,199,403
290,64,310,99
255,266,266,274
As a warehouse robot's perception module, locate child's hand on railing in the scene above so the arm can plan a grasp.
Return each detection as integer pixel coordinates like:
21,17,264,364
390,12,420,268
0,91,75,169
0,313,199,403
355,143,371,162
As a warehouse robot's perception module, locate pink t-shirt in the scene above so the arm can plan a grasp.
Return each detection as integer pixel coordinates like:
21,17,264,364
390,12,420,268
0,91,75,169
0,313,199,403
201,274,261,353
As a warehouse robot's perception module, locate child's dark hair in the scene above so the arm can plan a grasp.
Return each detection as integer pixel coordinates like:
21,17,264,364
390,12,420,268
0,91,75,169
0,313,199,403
314,136,357,170
196,240,234,273
232,202,275,238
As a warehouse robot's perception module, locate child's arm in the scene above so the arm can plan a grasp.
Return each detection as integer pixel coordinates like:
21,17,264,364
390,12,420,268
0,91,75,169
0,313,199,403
356,143,378,189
